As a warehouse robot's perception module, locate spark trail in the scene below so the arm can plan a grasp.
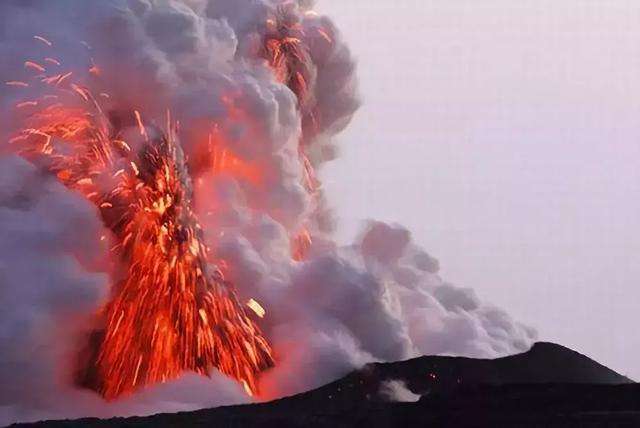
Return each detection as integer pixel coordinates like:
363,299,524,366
11,58,273,399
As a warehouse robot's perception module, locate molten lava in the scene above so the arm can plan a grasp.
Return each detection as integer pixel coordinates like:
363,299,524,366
11,55,273,398
6,6,336,398
261,5,334,260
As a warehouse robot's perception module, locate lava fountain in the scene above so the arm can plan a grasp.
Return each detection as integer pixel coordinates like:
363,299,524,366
8,40,284,399
6,0,339,399
0,2,536,420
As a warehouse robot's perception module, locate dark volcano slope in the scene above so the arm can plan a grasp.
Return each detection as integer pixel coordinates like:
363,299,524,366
298,341,631,402
13,342,637,428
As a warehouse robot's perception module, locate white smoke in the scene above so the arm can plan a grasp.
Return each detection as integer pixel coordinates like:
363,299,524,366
379,380,421,403
237,221,535,397
0,0,535,425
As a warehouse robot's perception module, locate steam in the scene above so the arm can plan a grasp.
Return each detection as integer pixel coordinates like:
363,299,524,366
379,380,421,403
0,0,535,425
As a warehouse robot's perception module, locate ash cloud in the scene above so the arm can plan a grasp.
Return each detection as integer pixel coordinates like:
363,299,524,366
0,156,106,423
0,0,535,425
234,220,535,398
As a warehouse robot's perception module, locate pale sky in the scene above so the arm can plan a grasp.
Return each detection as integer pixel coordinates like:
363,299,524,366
319,0,640,379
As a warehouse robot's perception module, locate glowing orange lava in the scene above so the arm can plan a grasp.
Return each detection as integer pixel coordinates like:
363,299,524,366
6,10,334,397
10,50,273,399
261,6,334,260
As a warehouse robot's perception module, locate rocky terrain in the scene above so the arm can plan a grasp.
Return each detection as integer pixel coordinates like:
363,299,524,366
12,343,638,427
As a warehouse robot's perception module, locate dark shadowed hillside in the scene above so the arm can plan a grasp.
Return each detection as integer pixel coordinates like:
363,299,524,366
12,342,637,428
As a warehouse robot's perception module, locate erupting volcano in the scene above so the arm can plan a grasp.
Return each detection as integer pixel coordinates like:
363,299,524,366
11,46,277,398
0,1,537,425
6,5,331,398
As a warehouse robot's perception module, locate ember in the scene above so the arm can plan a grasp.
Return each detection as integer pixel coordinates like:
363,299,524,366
10,48,275,398
261,5,336,260
5,1,340,399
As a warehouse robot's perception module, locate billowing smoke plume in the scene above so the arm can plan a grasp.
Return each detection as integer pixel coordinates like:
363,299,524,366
0,0,535,425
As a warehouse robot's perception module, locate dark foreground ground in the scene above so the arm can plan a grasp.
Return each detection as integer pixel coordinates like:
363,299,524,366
13,343,639,428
